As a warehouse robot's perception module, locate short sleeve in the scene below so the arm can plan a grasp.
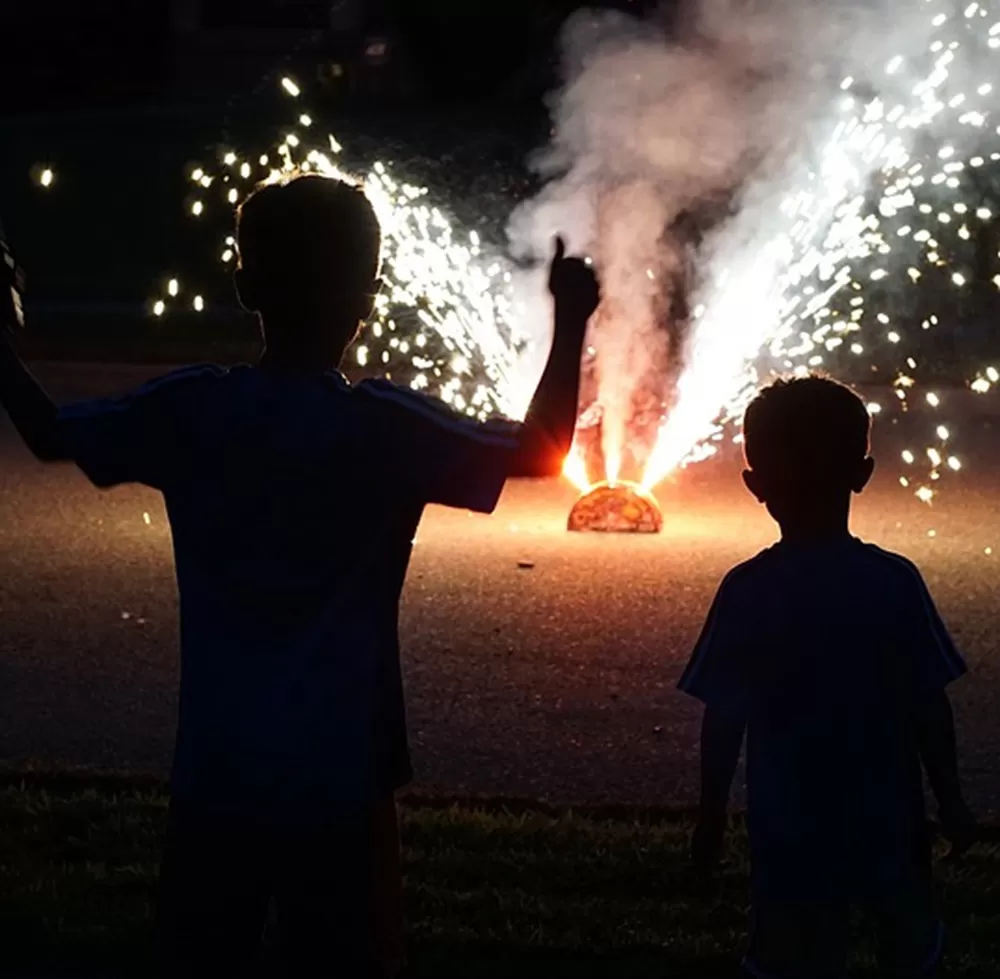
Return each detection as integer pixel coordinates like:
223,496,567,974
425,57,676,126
895,559,967,697
677,568,752,706
355,379,519,513
56,365,219,490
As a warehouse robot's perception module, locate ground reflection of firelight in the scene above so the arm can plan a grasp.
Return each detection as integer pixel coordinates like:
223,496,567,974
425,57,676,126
566,481,663,534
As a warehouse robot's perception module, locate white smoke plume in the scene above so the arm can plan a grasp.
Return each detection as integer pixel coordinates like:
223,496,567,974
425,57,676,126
508,0,938,484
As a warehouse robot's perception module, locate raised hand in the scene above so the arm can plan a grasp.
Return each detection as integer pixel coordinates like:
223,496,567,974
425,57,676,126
547,235,601,327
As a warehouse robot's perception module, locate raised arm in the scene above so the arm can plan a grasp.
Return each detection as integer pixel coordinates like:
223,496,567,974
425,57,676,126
507,237,599,477
0,332,66,462
1,325,212,489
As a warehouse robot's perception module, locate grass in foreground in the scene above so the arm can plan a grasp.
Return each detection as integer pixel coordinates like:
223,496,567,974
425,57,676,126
0,776,998,977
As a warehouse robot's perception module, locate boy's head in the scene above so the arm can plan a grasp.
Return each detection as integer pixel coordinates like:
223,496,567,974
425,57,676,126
742,375,875,527
234,174,382,366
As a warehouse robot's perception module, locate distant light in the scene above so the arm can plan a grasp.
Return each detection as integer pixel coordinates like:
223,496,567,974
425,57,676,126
168,278,179,297
227,188,239,204
299,114,313,127
191,201,204,216
281,77,301,97
153,300,165,317
39,167,55,188
365,38,390,62
223,152,237,166
193,295,204,312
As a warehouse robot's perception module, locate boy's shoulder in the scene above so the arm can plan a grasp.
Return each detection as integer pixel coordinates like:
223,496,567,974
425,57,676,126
351,376,469,416
139,362,234,397
351,376,519,437
717,546,781,590
720,540,929,596
852,540,925,576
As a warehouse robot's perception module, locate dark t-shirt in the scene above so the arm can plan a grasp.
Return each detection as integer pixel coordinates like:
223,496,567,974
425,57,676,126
57,364,519,820
678,537,966,903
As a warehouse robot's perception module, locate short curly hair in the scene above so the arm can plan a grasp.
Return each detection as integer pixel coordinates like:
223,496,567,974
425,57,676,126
743,375,871,487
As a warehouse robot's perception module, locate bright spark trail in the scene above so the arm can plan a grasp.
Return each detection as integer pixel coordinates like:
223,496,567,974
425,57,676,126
638,0,1000,505
151,0,1000,518
153,86,531,423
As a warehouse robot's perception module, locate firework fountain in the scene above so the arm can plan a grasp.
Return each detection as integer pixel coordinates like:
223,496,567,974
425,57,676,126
152,0,1000,534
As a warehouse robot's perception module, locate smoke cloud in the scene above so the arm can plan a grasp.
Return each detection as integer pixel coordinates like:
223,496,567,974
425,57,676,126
508,0,938,483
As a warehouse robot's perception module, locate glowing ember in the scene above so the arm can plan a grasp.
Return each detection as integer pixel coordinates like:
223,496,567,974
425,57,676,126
567,481,663,534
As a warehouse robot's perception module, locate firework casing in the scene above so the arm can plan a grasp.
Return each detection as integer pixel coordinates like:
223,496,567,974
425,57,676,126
567,480,663,533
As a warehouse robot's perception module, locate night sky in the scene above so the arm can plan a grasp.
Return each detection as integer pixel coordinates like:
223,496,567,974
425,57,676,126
0,0,663,113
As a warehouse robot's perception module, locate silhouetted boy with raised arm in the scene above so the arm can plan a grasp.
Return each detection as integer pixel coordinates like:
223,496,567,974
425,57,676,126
678,376,976,979
0,174,600,977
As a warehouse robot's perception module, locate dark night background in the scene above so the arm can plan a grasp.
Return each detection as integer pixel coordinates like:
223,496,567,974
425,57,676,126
0,0,661,360
2,1,661,110
0,0,995,377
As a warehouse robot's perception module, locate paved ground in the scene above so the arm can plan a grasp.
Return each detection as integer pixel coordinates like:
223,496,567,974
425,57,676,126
0,364,998,812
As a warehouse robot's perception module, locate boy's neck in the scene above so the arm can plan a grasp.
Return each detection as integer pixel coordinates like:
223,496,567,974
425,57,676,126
777,502,853,545
258,328,347,374
780,519,851,544
259,346,337,372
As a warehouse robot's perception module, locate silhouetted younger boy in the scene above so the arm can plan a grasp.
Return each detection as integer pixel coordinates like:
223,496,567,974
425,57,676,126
0,175,599,976
678,375,976,979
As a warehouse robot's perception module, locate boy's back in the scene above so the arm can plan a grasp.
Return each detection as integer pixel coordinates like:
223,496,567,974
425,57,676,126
679,376,973,977
59,363,517,817
681,536,964,902
0,174,600,974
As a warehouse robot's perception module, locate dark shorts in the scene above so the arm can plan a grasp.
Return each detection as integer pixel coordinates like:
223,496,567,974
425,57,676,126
743,890,944,979
157,800,382,978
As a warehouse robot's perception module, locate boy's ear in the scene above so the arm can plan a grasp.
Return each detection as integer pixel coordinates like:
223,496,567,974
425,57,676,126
742,468,766,503
851,456,876,493
356,277,382,322
233,269,259,314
